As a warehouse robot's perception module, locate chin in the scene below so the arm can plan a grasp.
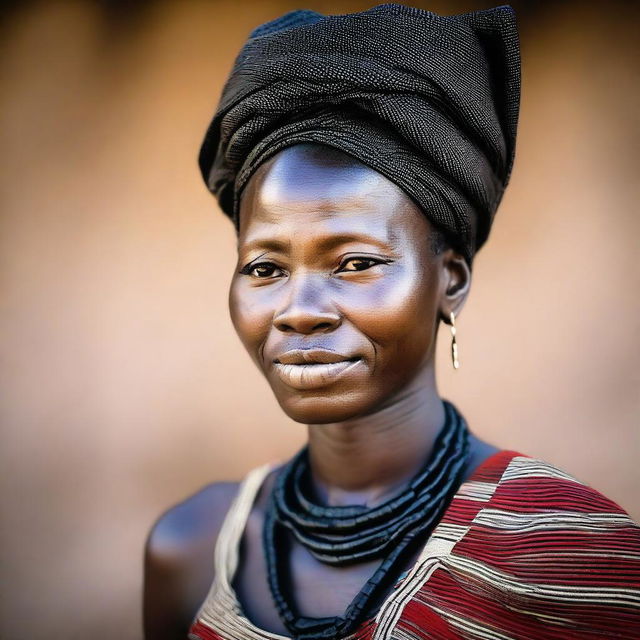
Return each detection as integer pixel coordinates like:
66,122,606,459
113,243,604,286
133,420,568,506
276,390,376,425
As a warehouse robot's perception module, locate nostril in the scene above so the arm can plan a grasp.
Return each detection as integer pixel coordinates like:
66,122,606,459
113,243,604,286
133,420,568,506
313,322,334,332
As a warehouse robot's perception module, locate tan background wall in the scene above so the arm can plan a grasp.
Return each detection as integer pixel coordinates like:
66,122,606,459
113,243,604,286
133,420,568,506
1,1,638,638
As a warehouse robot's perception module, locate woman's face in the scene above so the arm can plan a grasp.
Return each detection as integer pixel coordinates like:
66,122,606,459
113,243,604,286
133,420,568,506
229,145,461,424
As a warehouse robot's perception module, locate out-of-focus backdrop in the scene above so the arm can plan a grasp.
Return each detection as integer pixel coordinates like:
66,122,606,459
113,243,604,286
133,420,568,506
1,1,638,638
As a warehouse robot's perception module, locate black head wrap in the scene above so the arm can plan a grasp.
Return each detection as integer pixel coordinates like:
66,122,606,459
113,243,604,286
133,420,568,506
199,3,520,262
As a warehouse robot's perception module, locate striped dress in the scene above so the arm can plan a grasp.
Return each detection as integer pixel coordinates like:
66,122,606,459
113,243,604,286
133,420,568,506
189,451,640,640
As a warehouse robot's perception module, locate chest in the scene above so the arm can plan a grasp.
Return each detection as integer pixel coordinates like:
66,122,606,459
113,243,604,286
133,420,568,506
233,506,421,635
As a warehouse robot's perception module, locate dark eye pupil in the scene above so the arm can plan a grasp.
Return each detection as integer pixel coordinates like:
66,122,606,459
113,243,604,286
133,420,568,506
352,260,372,271
255,265,274,276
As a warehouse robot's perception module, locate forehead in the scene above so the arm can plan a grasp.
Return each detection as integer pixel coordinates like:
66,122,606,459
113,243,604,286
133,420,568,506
238,144,428,243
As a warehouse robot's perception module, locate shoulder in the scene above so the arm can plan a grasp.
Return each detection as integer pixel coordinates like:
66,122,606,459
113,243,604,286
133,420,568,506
489,453,638,522
476,453,640,583
143,481,240,640
146,481,240,557
458,450,639,546
454,454,640,635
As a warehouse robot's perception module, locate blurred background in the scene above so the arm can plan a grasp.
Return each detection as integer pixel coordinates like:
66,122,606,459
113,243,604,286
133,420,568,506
1,0,638,638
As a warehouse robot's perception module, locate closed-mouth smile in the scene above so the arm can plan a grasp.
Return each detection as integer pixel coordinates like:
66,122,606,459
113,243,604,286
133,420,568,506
272,349,362,389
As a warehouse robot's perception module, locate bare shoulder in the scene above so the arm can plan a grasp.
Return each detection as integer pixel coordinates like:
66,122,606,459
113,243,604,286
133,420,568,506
143,481,240,640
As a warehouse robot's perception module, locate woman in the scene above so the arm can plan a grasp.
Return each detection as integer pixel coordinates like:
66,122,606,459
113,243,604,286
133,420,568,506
144,5,640,640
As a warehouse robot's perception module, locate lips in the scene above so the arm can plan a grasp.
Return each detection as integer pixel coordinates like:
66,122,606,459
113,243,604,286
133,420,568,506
275,349,357,365
272,349,362,389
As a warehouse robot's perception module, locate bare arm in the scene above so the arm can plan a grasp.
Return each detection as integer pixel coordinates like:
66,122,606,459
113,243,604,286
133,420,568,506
143,482,239,640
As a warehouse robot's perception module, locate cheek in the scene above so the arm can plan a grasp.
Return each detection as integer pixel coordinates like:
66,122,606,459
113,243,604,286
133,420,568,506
341,263,438,352
228,278,273,361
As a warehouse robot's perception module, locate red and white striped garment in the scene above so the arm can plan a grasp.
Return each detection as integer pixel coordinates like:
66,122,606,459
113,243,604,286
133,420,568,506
189,451,640,639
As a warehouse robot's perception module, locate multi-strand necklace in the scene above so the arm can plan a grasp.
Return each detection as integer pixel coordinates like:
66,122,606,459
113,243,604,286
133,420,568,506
263,400,470,640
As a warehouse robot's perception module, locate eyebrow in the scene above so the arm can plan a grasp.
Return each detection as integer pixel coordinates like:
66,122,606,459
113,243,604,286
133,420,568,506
241,233,393,253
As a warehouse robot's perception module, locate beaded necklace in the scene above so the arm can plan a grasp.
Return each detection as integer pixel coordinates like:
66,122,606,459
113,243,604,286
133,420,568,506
263,400,470,639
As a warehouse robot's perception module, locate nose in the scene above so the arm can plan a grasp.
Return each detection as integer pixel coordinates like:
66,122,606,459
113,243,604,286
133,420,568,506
273,273,341,335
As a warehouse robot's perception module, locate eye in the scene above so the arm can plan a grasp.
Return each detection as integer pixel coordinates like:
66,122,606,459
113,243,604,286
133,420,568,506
240,261,284,279
337,256,388,272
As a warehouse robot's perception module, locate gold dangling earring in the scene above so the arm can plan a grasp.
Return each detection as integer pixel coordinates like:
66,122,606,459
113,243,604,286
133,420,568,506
449,311,460,370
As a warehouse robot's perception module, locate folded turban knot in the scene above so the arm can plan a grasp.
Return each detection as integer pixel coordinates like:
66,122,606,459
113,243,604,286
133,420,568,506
199,3,521,262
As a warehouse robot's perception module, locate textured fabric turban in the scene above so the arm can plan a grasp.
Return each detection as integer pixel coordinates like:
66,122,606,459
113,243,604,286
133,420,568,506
199,3,521,262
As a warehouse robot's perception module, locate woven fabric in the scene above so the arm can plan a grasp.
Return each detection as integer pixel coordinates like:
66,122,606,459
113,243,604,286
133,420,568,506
198,3,521,262
189,452,640,640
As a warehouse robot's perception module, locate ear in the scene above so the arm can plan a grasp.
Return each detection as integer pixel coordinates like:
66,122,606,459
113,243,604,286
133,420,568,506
439,249,471,323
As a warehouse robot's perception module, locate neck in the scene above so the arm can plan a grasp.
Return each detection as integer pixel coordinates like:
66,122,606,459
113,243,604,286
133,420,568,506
306,364,444,507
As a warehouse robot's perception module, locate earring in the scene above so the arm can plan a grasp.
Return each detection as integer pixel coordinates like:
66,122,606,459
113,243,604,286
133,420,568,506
449,311,460,370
